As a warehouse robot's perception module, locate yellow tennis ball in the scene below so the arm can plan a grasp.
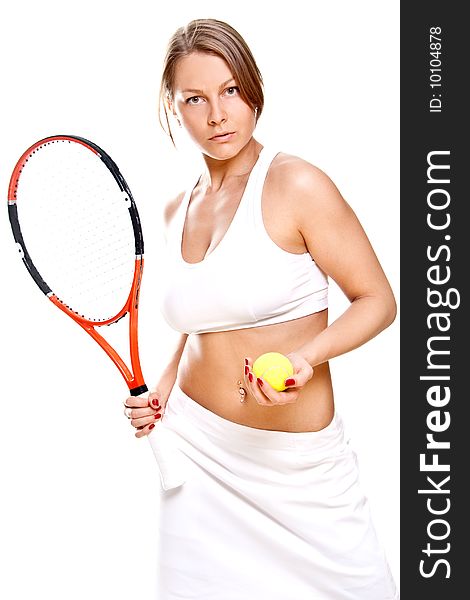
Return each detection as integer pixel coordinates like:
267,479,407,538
252,352,294,392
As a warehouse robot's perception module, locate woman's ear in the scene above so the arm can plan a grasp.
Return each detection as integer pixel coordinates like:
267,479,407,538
167,98,181,126
165,95,174,116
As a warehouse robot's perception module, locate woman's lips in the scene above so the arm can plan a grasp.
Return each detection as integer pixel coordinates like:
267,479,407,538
209,132,235,142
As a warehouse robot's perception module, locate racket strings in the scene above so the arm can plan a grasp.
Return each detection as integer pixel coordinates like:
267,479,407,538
15,140,137,321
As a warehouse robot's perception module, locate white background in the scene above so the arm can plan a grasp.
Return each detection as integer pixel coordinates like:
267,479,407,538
0,1,400,597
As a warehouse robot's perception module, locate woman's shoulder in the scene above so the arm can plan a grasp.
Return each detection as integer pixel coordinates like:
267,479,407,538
268,151,341,206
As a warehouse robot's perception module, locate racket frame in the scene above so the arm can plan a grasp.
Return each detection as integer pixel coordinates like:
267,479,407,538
8,135,148,396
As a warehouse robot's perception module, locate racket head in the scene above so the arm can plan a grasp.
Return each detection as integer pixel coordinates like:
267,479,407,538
8,135,147,393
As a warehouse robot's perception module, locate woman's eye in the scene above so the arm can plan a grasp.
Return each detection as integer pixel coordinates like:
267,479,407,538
185,87,238,104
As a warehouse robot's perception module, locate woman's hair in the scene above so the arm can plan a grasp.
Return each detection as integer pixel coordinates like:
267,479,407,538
158,18,264,146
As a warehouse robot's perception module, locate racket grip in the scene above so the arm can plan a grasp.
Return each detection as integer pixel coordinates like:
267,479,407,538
147,423,187,490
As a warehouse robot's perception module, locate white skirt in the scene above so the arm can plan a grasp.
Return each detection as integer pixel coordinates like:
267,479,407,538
155,385,399,600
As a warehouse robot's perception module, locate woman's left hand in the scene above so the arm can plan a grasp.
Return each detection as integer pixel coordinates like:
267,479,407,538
243,352,314,406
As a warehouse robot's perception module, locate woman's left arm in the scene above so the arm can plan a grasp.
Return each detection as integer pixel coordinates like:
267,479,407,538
291,160,397,369
245,159,397,403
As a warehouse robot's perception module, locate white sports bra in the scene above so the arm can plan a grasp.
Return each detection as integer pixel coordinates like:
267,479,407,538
158,146,328,334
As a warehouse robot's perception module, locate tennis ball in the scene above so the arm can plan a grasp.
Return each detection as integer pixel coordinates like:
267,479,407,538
252,352,294,392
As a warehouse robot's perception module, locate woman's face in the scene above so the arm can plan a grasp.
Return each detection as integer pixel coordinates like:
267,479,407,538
170,52,256,159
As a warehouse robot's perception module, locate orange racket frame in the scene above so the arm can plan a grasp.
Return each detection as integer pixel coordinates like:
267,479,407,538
8,135,148,396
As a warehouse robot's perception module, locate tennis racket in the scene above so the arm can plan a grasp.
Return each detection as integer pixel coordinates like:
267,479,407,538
7,134,186,490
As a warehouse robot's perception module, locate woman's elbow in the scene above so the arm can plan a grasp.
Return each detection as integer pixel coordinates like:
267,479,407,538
382,290,398,329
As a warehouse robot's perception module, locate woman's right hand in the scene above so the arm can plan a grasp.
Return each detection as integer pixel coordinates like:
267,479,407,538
123,375,176,438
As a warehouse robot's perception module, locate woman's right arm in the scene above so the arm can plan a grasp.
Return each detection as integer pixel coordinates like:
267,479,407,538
124,191,188,438
124,333,188,438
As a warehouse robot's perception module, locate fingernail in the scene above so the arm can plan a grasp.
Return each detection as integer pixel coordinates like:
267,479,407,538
285,378,295,386
155,413,162,419
257,378,263,387
244,358,248,366
151,399,159,407
149,423,155,430
248,372,253,383
245,365,249,375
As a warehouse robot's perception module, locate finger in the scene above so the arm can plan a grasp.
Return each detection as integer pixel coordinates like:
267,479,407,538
132,411,162,430
148,392,163,410
284,373,311,390
284,364,314,390
255,377,301,405
135,422,157,439
243,356,255,388
283,376,297,389
126,406,160,420
244,370,276,406
244,367,263,402
243,357,252,381
124,396,150,409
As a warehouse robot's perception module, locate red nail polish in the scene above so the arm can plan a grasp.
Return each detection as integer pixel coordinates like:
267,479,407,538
155,413,162,419
151,399,159,407
257,378,263,386
149,423,155,430
248,372,253,383
285,378,295,386
245,365,249,375
244,358,248,366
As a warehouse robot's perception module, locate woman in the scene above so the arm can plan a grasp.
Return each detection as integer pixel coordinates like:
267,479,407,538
124,18,399,600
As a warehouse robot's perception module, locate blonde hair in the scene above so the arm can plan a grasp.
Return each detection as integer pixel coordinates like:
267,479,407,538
158,19,264,146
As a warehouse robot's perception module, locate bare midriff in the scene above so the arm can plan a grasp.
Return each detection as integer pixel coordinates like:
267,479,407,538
176,309,334,433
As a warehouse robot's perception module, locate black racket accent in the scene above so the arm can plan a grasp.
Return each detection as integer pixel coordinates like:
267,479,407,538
8,203,52,295
73,135,144,256
130,384,149,397
129,204,145,256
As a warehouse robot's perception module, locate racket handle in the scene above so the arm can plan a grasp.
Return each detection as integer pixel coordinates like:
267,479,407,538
147,423,187,490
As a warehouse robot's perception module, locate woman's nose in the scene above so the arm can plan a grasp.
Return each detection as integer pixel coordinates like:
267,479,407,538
208,101,227,125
